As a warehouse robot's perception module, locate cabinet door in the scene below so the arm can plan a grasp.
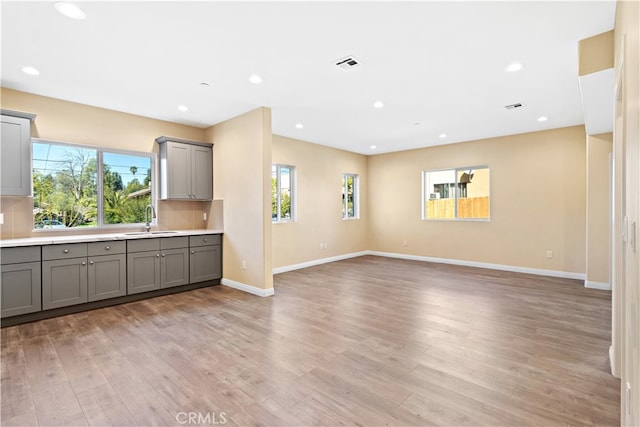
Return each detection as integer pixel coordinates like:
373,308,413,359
1,262,42,318
160,248,189,289
164,141,191,199
88,254,126,302
127,251,160,295
43,258,88,310
1,115,31,196
191,145,213,200
190,245,221,283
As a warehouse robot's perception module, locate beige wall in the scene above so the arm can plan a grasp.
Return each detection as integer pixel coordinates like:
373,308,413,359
205,108,273,291
579,30,614,76
586,133,612,285
0,88,211,239
271,135,369,269
368,126,587,274
614,0,640,424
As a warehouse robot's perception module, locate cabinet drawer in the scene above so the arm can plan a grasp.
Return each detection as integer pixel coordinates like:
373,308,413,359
42,243,88,260
189,234,221,247
161,236,189,250
0,246,41,264
88,241,125,256
127,238,160,253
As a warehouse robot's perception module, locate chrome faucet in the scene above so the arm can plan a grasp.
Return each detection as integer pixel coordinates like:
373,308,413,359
145,204,156,232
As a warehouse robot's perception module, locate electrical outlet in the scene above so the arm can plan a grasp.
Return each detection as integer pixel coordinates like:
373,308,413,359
203,212,207,221
241,260,247,270
0,213,4,225
403,240,408,246
546,250,553,258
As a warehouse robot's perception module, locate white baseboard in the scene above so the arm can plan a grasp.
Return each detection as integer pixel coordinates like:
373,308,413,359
366,250,587,281
221,278,275,297
585,280,611,290
273,251,369,274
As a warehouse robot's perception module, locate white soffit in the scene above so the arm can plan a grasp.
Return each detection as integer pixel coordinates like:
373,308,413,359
578,68,615,135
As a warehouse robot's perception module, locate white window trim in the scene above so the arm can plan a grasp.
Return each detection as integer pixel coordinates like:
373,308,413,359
31,138,158,231
272,164,296,223
342,173,360,220
421,165,490,221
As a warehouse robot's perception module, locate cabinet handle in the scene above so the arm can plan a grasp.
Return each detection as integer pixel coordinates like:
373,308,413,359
156,254,160,258
191,250,194,255
81,261,86,266
105,245,110,250
203,238,208,242
161,253,165,257
89,261,94,265
63,249,69,253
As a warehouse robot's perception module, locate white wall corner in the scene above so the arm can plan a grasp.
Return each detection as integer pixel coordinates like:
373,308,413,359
585,280,612,290
221,278,275,297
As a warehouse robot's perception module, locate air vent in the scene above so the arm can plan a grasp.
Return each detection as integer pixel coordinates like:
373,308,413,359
336,56,360,71
505,102,524,110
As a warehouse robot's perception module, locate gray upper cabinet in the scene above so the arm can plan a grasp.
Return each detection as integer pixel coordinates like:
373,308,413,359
156,136,213,201
1,110,36,196
0,246,42,318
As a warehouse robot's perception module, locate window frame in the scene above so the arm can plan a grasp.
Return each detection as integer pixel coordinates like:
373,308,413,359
272,163,296,223
31,138,157,231
421,165,490,221
342,173,360,220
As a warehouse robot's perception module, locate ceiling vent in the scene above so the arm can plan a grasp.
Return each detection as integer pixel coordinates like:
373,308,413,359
505,102,524,110
336,56,360,71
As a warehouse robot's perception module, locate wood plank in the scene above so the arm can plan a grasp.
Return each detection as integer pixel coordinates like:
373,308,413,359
0,255,620,426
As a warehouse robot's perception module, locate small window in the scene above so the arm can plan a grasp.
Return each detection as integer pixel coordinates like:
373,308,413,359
272,164,295,222
342,173,359,219
33,139,154,229
422,166,490,220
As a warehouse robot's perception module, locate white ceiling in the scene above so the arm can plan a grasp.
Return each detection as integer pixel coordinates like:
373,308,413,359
1,1,616,155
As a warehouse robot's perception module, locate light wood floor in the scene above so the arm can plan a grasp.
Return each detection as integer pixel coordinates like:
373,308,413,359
1,256,619,426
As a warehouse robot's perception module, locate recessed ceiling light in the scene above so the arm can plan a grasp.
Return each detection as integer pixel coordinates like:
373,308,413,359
370,145,377,150
22,66,40,76
295,123,304,129
249,74,262,84
537,116,548,122
505,62,523,72
439,133,447,138
178,105,189,112
414,122,421,126
54,2,87,20
373,101,384,109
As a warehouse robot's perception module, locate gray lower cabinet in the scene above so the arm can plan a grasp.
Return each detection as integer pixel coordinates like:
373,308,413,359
189,234,222,283
0,246,42,318
42,257,88,309
160,249,189,288
42,242,89,310
127,250,161,295
127,237,189,294
43,241,128,309
88,241,127,301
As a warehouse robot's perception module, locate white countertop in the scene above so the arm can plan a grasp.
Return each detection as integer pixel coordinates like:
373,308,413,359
0,229,224,248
